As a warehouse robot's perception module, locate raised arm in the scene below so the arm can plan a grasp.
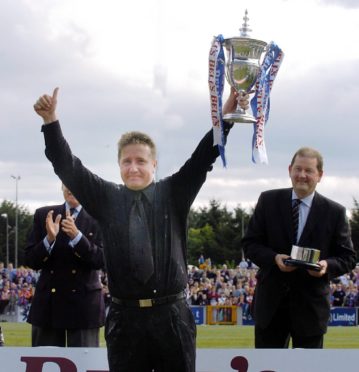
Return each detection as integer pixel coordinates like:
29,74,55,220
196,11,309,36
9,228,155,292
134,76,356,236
33,87,113,222
170,88,250,213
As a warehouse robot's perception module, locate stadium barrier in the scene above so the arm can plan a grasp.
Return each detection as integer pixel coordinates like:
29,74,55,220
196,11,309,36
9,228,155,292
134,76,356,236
190,306,358,326
1,305,358,327
206,305,238,325
0,304,25,323
0,347,358,372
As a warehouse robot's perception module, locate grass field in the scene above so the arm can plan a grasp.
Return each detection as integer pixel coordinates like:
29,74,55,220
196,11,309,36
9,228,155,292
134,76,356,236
1,322,359,348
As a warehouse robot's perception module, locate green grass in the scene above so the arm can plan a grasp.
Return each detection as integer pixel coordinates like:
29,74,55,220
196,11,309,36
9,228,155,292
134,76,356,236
197,325,359,348
197,325,254,348
2,322,359,348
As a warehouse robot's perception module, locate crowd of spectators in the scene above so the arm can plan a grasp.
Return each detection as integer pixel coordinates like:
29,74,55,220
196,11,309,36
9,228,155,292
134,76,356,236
0,261,113,321
1,257,359,322
186,256,359,319
186,258,257,319
0,262,38,320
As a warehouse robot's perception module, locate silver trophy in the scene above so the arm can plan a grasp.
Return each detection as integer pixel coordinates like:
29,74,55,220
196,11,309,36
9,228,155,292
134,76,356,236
223,10,267,123
284,246,321,271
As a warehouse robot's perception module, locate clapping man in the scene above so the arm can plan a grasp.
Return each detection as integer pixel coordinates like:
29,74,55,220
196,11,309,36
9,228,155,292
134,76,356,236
26,184,105,347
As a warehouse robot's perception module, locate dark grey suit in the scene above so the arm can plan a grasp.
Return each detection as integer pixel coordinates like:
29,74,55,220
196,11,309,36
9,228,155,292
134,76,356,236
242,188,356,347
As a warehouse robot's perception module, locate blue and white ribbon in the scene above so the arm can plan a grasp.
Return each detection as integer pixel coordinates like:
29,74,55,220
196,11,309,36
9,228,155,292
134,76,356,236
208,34,227,166
251,42,284,164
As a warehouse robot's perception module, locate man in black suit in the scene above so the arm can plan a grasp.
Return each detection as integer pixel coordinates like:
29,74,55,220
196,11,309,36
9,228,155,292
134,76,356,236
32,87,245,371
25,184,105,347
242,147,356,348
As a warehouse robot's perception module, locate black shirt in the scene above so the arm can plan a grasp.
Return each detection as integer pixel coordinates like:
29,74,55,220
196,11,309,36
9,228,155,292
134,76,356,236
42,121,225,300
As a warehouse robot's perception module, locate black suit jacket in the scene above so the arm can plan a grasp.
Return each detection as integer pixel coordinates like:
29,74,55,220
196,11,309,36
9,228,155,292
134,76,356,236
242,188,356,336
25,203,105,329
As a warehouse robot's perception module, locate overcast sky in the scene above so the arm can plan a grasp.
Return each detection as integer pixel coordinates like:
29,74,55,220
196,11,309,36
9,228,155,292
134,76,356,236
1,0,359,214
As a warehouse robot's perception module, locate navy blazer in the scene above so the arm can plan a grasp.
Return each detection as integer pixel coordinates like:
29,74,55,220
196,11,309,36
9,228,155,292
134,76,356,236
242,188,356,336
25,203,105,329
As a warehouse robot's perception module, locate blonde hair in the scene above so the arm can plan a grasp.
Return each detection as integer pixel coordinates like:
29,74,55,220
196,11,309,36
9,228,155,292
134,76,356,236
117,131,156,161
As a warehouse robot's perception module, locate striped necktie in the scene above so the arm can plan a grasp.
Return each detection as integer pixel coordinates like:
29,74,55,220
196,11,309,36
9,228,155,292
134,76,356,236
292,199,301,244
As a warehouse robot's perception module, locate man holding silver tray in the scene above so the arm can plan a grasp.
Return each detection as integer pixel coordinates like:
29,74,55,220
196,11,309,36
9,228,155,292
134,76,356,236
242,147,356,349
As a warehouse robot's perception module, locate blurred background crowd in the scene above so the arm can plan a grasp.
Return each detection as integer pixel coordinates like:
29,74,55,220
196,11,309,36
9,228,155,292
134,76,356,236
1,257,359,322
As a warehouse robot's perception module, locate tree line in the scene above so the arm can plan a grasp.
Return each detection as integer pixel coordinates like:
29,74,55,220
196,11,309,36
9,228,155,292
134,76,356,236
0,198,358,267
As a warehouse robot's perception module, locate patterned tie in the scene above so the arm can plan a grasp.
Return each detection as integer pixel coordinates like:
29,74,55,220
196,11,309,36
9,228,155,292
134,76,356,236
129,192,154,283
292,199,301,244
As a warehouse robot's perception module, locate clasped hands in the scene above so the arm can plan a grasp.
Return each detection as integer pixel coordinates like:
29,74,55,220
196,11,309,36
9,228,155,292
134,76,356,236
46,210,79,243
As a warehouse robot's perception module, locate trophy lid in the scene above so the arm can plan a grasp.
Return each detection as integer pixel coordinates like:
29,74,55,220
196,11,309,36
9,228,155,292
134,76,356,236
224,9,266,47
239,9,252,37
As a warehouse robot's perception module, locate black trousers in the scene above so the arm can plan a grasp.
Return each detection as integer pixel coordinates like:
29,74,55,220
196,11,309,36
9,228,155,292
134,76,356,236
105,299,196,372
32,325,100,347
254,299,324,349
